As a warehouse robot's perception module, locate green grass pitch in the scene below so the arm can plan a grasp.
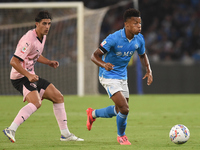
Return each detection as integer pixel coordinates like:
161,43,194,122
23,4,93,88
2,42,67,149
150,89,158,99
0,94,200,150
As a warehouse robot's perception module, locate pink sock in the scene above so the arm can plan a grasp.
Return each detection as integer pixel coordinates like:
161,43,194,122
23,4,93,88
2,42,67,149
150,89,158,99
10,103,37,130
53,103,68,130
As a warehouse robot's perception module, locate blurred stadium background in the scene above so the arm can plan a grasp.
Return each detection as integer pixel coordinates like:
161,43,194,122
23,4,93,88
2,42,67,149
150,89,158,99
0,0,200,95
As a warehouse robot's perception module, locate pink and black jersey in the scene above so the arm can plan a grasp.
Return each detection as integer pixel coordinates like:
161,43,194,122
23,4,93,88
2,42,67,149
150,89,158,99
10,29,46,79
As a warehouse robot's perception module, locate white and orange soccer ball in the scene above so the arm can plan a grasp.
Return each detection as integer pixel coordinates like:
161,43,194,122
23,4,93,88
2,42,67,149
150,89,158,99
169,124,190,144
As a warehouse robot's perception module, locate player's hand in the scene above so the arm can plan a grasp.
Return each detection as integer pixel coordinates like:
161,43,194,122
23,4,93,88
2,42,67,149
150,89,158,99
27,74,39,83
142,71,153,85
104,63,114,71
49,61,59,68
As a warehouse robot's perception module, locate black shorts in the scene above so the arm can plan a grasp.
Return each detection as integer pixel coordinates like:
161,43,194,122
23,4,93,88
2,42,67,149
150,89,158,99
11,77,51,101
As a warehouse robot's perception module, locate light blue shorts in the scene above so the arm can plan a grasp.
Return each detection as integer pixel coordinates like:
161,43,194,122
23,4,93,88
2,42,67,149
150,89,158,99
99,77,129,98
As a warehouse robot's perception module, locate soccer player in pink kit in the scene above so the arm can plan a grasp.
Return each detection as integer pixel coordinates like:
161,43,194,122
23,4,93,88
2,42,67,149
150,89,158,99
3,11,83,143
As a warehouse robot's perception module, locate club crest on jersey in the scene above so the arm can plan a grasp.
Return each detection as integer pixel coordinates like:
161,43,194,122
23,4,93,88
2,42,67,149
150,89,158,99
21,47,27,54
134,44,139,49
100,40,107,47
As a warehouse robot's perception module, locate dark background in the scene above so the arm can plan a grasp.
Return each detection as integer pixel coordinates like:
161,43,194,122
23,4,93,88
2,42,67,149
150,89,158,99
1,0,200,94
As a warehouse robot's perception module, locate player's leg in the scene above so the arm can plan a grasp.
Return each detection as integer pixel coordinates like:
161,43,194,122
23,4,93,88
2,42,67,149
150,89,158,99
86,78,121,131
114,97,129,114
86,105,117,130
3,78,40,143
3,91,40,143
111,92,131,145
86,77,131,144
42,83,84,141
42,84,69,136
111,91,129,133
90,105,117,118
114,81,131,145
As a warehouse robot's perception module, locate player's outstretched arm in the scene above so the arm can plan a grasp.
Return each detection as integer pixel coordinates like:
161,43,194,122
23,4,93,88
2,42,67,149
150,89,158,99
139,53,153,85
91,48,114,71
37,55,59,68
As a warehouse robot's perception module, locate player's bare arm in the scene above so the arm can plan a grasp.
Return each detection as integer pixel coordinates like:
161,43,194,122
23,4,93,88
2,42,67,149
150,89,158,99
139,53,153,85
91,48,114,71
37,55,59,68
10,56,39,82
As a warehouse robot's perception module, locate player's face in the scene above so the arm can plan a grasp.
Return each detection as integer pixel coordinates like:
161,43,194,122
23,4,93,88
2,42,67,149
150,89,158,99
35,19,51,36
125,17,141,36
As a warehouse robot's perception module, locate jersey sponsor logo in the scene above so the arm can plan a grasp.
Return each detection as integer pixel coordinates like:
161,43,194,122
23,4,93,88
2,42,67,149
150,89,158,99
123,51,132,56
100,40,107,47
116,51,134,57
116,52,122,56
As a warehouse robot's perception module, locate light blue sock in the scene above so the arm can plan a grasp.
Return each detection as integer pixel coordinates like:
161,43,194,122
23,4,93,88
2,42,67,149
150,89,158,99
116,112,128,136
95,105,117,118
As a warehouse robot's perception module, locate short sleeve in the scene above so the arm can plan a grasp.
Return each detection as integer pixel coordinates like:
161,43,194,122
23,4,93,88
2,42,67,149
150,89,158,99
99,34,115,53
137,34,146,55
14,40,32,61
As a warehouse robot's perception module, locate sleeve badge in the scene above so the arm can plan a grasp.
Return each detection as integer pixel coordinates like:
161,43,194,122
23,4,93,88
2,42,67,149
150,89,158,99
100,40,107,47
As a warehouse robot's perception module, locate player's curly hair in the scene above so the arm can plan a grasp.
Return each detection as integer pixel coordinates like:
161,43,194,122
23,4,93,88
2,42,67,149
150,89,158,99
123,8,140,22
35,10,52,22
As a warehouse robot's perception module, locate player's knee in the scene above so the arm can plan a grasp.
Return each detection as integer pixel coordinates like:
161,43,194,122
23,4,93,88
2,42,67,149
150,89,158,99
119,105,129,115
57,94,64,103
26,94,42,109
32,101,42,109
53,93,64,103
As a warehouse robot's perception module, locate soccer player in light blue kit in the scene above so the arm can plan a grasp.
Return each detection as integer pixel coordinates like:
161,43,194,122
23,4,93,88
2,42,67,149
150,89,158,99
86,8,153,145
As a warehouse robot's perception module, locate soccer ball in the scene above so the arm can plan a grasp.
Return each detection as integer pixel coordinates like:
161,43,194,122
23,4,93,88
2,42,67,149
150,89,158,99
169,124,190,144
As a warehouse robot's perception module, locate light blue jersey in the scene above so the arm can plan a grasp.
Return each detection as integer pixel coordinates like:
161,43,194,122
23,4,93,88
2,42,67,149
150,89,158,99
99,28,145,80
